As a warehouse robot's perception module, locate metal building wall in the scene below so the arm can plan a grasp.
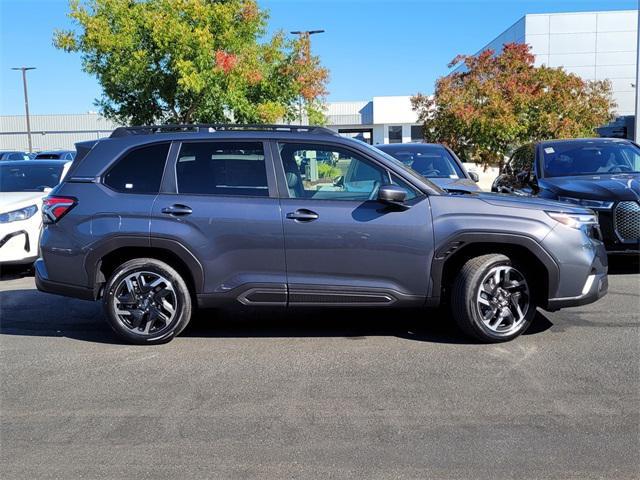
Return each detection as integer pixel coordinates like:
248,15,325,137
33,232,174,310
0,113,121,151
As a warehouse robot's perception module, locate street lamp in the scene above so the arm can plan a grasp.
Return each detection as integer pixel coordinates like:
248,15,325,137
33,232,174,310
290,30,325,124
11,67,36,153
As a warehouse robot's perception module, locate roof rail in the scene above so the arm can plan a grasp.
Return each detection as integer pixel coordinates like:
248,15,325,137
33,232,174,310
109,123,338,138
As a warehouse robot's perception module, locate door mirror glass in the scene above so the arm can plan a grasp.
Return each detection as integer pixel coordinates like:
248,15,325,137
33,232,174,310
378,184,407,206
468,171,479,182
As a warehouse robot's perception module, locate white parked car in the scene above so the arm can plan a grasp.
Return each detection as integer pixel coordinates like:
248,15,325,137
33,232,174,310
0,160,71,265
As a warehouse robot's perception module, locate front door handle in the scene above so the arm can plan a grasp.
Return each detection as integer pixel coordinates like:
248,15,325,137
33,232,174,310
161,204,193,216
286,209,319,222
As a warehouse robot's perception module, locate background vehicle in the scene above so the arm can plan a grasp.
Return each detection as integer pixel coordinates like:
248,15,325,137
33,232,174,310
33,150,76,161
36,125,607,345
376,143,481,192
492,138,640,253
0,159,71,264
0,151,30,161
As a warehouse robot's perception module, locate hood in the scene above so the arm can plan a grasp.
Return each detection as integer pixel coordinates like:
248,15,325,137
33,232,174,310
541,173,640,202
473,191,591,214
429,177,481,192
0,192,45,213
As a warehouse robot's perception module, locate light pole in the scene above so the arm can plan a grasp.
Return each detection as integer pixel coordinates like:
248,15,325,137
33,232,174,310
11,67,36,153
290,30,324,125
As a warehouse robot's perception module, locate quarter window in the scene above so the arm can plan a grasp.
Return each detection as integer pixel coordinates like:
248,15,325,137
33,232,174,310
278,143,389,201
104,143,169,194
176,142,268,196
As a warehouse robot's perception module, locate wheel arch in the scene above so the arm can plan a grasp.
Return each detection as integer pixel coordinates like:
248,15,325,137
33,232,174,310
431,232,559,308
85,236,204,298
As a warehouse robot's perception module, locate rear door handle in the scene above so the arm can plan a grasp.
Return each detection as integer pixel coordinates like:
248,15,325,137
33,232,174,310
286,209,319,222
161,204,193,216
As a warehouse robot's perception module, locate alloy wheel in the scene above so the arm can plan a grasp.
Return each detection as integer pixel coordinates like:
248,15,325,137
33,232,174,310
476,265,530,335
112,271,178,336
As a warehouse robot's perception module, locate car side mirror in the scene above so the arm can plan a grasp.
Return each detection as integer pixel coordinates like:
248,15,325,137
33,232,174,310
378,185,408,208
468,172,479,183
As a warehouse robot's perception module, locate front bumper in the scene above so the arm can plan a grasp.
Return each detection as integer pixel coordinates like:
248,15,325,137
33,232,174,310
540,219,609,311
0,216,40,264
545,272,608,311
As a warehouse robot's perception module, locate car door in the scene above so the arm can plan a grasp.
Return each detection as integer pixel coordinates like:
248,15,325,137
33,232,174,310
150,139,287,305
272,140,433,306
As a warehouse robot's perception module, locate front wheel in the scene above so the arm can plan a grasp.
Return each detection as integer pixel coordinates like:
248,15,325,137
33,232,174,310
103,258,192,345
451,254,536,342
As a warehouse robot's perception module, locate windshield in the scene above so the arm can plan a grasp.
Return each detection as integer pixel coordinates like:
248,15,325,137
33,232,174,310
0,164,65,192
541,140,640,177
378,144,465,179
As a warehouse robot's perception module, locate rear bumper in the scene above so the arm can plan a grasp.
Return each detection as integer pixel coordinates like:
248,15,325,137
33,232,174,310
545,272,608,311
34,258,95,301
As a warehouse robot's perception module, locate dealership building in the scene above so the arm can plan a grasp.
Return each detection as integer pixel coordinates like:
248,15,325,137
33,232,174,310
1,9,638,151
454,9,638,116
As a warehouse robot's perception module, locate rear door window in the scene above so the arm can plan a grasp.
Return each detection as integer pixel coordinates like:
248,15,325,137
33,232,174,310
176,142,269,197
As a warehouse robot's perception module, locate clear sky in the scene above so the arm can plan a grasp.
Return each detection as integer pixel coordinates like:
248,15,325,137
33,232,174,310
0,0,637,115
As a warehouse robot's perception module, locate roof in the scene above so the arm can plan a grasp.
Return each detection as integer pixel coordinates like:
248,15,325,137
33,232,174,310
35,150,75,154
0,159,70,167
376,143,444,149
538,138,633,146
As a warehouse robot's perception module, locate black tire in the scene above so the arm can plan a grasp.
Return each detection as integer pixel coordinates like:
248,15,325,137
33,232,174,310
451,254,536,343
102,258,192,345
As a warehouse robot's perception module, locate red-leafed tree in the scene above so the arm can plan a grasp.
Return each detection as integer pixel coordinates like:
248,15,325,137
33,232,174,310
411,43,615,167
54,0,329,125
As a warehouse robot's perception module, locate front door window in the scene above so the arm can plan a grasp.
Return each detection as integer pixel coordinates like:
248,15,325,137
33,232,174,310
278,143,389,201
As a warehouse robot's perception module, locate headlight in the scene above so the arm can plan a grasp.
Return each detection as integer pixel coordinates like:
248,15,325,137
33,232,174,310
0,205,38,223
557,196,613,210
546,211,598,229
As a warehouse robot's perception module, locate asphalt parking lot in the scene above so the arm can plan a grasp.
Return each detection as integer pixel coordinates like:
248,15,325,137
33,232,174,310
1,258,638,479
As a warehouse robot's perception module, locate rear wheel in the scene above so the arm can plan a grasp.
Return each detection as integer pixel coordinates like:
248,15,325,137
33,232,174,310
451,254,536,342
103,258,192,344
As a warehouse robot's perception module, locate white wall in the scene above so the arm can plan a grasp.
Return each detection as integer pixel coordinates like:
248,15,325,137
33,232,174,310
525,10,638,115
372,96,418,125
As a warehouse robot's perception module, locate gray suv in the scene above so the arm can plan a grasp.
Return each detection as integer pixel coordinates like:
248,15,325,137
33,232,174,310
36,125,608,344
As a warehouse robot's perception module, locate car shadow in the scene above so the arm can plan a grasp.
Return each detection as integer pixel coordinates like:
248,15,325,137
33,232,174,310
608,255,640,275
0,288,554,345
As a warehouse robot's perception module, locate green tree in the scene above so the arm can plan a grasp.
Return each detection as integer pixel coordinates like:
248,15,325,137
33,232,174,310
54,0,328,125
411,43,615,168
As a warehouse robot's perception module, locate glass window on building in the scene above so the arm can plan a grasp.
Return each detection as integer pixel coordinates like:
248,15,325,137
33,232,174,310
388,126,402,144
411,125,424,142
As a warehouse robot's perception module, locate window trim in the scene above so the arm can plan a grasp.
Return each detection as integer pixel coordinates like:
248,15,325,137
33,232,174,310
170,139,278,199
272,140,422,202
101,141,172,195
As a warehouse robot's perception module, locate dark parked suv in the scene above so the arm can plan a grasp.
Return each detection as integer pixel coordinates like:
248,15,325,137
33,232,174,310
36,125,608,344
493,138,640,253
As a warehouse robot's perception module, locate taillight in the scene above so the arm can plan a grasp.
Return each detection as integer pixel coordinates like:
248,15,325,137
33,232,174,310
42,196,77,224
